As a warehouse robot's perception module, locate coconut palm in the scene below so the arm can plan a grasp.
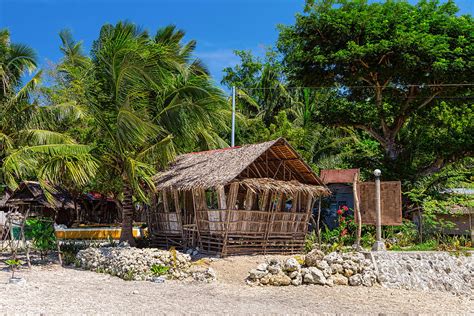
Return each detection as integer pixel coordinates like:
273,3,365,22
0,29,97,193
56,22,228,244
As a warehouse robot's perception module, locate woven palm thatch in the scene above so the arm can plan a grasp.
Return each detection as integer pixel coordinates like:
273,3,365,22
237,178,330,197
6,181,75,209
154,137,325,192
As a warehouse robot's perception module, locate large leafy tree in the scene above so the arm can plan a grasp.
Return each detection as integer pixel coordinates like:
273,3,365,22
278,0,473,179
222,50,359,171
0,29,97,192
56,23,229,244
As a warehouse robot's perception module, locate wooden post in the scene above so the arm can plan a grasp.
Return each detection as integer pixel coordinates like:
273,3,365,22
226,183,239,210
244,189,255,211
263,192,280,254
50,209,62,265
173,190,180,214
316,197,322,248
418,207,423,243
191,188,204,251
216,185,227,210
21,209,32,268
222,183,239,256
469,213,473,243
353,173,362,250
291,193,298,212
162,189,169,213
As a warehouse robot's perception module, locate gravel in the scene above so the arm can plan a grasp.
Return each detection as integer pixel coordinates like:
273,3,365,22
0,255,472,314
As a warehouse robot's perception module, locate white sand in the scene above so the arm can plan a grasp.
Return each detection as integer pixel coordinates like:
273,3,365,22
0,255,472,314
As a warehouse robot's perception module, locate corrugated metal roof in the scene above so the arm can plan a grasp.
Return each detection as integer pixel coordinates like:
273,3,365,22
320,169,360,184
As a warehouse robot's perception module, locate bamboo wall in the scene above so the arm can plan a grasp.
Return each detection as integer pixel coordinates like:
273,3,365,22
148,183,315,256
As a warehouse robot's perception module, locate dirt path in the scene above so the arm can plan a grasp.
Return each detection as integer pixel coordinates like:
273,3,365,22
0,256,472,315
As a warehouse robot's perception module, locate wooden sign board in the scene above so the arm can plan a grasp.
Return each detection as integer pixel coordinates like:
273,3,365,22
357,181,402,226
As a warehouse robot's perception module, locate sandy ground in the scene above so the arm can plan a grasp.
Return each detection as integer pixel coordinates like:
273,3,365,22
0,254,472,315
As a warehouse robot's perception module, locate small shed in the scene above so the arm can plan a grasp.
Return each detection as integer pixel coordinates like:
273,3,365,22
319,169,360,229
148,138,330,256
6,181,76,226
435,205,473,241
319,169,402,227
412,189,474,242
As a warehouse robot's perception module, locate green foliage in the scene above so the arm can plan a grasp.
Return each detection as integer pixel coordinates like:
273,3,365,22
123,270,136,281
319,206,357,250
150,264,170,276
60,241,89,266
5,259,24,278
277,0,473,179
25,218,57,259
384,220,419,249
2,4,472,253
0,29,97,191
403,240,438,251
51,22,229,243
304,230,318,253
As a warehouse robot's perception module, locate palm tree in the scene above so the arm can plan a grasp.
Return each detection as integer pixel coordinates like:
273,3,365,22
0,29,97,194
57,22,229,244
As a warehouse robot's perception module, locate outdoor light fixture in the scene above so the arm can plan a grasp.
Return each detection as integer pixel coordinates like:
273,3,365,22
373,169,381,177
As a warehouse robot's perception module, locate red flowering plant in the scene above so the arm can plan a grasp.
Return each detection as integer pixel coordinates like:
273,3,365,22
336,206,356,245
320,205,358,250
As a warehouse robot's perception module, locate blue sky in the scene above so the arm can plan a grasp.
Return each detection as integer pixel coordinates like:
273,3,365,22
1,0,473,88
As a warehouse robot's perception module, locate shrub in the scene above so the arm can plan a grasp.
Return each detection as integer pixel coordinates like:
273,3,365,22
60,241,88,266
5,259,24,278
304,230,318,253
25,217,56,259
150,264,169,276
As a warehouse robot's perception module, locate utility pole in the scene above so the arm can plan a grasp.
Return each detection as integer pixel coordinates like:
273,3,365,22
231,86,236,147
372,169,386,251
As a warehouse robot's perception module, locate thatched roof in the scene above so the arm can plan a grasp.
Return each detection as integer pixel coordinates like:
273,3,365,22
154,138,327,193
238,178,330,197
6,181,75,209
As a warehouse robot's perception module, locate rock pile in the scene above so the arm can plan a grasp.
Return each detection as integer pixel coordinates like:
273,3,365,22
76,245,216,282
247,250,377,287
374,252,473,296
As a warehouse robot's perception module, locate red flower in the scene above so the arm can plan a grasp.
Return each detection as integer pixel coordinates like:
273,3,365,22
341,216,346,221
341,229,348,236
342,206,349,211
337,209,343,215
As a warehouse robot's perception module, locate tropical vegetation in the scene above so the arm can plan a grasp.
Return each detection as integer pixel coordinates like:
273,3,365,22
0,0,472,246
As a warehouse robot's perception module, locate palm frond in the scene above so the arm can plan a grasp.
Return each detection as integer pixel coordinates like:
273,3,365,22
15,129,76,145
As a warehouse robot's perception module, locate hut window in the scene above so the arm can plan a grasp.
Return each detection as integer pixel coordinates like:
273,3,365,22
269,193,283,211
205,190,218,209
284,194,294,212
159,189,182,213
258,190,271,211
236,190,246,210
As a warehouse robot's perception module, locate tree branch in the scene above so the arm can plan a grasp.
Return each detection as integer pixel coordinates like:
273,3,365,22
420,151,472,177
358,59,369,69
352,124,387,146
392,90,441,136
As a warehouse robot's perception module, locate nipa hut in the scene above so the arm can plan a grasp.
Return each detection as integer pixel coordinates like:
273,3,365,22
148,138,330,256
6,181,76,226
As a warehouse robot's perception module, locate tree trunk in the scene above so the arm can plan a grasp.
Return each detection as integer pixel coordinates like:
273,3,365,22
353,174,362,250
119,183,136,246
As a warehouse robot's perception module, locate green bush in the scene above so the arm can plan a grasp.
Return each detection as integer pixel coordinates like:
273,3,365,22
150,264,170,276
406,240,438,251
60,241,89,266
304,230,318,253
5,259,24,278
25,218,56,259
